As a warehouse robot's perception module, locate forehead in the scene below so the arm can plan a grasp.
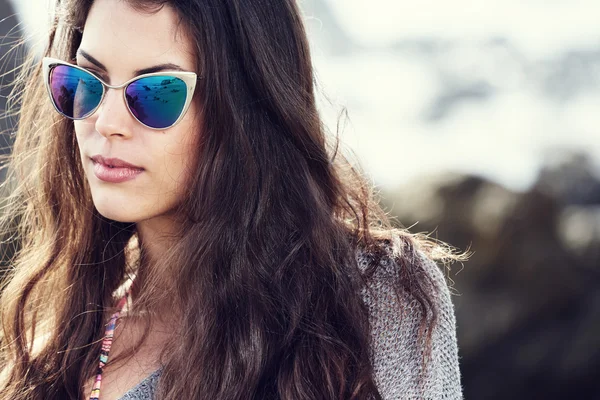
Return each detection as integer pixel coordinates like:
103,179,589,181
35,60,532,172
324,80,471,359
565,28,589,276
79,0,195,73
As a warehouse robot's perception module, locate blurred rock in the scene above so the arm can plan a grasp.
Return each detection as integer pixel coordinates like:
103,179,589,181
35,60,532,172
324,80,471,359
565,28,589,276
536,150,600,206
382,151,600,400
558,206,600,263
0,0,20,285
0,0,19,157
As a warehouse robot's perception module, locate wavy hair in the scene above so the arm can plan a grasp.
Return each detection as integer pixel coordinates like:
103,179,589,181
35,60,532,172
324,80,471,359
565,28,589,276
0,0,467,398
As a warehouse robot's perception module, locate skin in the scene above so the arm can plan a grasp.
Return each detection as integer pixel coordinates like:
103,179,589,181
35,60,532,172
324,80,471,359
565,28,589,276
74,0,200,266
75,2,198,396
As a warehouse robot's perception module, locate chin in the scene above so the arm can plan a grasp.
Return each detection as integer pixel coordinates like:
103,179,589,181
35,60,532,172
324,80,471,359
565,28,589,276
90,196,139,223
88,185,144,223
94,206,139,223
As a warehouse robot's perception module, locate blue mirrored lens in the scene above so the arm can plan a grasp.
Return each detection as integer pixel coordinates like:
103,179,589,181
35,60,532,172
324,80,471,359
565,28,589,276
49,65,103,119
125,76,187,129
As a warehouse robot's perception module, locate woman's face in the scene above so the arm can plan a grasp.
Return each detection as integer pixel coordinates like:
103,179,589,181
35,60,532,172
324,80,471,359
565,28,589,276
74,0,199,226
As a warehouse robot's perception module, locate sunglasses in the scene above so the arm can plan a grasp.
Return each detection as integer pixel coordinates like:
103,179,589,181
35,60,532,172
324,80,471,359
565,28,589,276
42,57,199,130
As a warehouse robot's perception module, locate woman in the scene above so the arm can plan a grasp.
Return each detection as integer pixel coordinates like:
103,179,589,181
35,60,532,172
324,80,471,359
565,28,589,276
0,0,467,398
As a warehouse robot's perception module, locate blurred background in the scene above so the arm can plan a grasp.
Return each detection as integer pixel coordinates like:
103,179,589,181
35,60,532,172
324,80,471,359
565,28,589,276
1,0,599,398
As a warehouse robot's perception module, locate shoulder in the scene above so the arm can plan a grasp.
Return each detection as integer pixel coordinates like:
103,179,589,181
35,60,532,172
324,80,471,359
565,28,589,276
355,233,463,400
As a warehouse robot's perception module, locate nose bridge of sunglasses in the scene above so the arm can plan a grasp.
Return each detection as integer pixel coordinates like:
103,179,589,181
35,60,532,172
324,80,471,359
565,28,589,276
97,83,132,115
72,77,138,124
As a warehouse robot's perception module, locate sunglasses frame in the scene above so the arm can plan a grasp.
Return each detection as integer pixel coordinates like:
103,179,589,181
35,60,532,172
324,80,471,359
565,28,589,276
42,57,199,130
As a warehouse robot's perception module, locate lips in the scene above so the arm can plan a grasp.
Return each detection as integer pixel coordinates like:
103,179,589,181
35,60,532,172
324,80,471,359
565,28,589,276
93,163,143,183
90,155,144,169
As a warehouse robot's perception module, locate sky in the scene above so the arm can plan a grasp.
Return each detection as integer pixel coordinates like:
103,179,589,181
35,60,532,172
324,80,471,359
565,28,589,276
327,0,600,57
308,0,600,190
10,0,600,191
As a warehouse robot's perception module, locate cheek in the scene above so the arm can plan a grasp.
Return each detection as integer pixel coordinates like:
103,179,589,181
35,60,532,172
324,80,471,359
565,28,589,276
73,121,83,142
74,120,94,148
160,108,201,189
160,134,197,190
73,122,88,161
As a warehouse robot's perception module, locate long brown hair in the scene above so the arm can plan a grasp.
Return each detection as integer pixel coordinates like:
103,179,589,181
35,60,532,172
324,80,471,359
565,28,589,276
0,0,467,398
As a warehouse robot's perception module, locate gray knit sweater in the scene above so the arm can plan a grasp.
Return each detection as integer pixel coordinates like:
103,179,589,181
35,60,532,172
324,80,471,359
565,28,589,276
118,245,463,399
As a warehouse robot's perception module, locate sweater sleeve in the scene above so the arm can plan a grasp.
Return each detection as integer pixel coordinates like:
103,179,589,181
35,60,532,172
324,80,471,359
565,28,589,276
358,248,463,400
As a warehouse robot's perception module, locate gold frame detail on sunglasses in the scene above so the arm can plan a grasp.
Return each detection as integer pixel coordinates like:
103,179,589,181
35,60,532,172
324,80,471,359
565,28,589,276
42,57,199,130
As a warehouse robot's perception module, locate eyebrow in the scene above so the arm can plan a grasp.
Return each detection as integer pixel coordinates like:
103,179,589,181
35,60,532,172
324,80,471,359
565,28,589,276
76,49,186,76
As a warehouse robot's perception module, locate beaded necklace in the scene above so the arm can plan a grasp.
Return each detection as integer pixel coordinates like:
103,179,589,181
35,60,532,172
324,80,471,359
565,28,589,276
88,285,132,400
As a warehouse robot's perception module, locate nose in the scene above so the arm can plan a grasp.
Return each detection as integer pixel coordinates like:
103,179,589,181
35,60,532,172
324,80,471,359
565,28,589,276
94,87,136,139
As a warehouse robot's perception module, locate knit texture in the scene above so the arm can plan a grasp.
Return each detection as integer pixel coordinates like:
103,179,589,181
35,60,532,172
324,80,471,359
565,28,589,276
358,245,463,399
118,244,463,399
